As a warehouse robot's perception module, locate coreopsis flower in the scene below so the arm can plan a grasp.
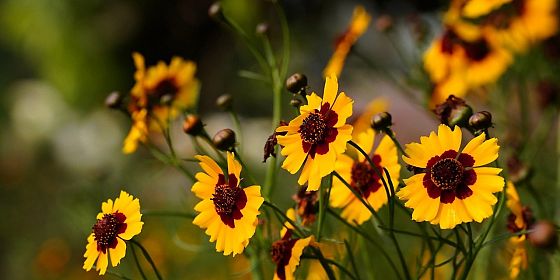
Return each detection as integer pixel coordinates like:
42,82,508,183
424,23,512,104
459,0,511,18
276,75,354,191
470,0,558,53
272,209,314,280
83,191,144,275
506,181,533,279
323,6,371,78
330,129,401,225
397,124,505,229
292,188,319,226
122,52,200,154
191,152,264,256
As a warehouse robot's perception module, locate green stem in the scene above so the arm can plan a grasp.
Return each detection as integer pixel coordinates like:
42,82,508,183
145,142,196,182
129,239,163,280
233,148,258,185
129,242,148,280
344,240,361,280
262,200,305,237
317,174,332,241
309,248,338,280
383,128,407,157
105,270,135,280
229,110,243,151
332,171,384,226
378,225,463,253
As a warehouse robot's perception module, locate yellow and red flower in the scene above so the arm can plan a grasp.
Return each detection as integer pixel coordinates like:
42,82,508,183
323,6,371,78
123,52,200,154
272,208,314,280
330,128,401,225
83,191,144,275
191,152,264,256
397,125,505,229
506,181,533,279
276,75,353,191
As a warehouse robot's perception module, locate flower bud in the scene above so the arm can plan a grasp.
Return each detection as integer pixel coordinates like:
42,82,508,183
433,95,472,127
213,129,236,151
469,111,492,131
216,94,233,111
105,91,123,109
286,73,308,94
182,114,204,136
371,112,392,131
529,221,558,249
256,22,269,35
208,2,223,20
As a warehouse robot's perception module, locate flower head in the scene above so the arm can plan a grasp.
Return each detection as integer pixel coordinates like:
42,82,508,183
323,6,371,78
330,129,401,224
273,208,314,280
397,125,505,229
276,75,353,191
123,52,200,154
506,181,532,279
83,191,143,275
192,152,264,256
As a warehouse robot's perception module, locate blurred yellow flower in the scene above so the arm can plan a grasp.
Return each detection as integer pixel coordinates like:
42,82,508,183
123,52,200,154
83,191,144,275
276,75,353,191
330,129,400,225
506,181,532,279
398,125,504,229
323,6,371,78
191,152,264,256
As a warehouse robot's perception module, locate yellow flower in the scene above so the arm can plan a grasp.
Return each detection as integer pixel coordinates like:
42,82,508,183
273,209,314,280
83,191,144,275
460,0,512,18
276,75,354,191
191,152,264,256
424,23,512,105
323,6,371,78
122,109,148,154
483,0,558,53
330,129,401,225
122,52,200,154
397,125,505,229
506,181,531,279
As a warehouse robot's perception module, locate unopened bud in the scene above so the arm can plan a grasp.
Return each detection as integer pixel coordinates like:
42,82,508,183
208,2,223,20
371,112,392,131
105,91,123,109
469,111,492,131
256,22,269,35
433,95,472,127
286,73,308,94
216,94,233,111
182,114,204,136
529,221,558,249
213,129,236,151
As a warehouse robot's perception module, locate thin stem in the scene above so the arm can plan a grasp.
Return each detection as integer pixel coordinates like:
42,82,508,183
383,129,407,157
317,174,332,241
144,142,196,182
233,148,258,185
348,141,392,205
309,248,338,280
344,240,361,280
143,210,196,219
332,171,384,226
378,225,463,253
130,242,148,280
304,253,357,280
327,208,402,280
262,200,305,237
129,239,163,280
105,270,135,280
229,110,243,151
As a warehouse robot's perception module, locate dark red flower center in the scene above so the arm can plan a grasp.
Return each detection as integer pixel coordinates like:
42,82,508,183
423,150,477,204
293,188,319,226
299,103,339,158
440,29,490,62
507,206,534,233
148,78,179,105
351,155,383,198
271,233,298,280
212,174,247,228
93,212,127,253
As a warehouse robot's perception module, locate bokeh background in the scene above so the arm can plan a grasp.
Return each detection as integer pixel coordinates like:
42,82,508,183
0,0,522,279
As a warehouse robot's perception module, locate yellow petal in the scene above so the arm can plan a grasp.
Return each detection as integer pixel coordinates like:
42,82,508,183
323,75,338,106
462,134,499,167
227,152,242,180
195,155,223,177
109,239,127,267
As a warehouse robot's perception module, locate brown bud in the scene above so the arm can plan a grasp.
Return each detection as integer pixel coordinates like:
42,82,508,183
433,95,473,127
182,114,204,136
105,91,123,109
213,129,236,151
469,111,492,131
216,94,233,111
256,22,269,35
371,112,392,131
529,221,558,249
286,73,308,94
376,15,393,32
208,2,223,20
263,121,288,162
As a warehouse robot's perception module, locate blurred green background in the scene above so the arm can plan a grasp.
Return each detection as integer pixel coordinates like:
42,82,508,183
0,0,446,279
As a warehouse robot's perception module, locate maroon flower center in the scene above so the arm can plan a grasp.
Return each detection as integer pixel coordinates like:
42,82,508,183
351,155,383,198
300,113,328,144
440,29,490,61
271,236,298,280
423,150,476,204
430,158,464,190
211,174,247,228
299,103,339,158
93,212,127,253
148,78,179,105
